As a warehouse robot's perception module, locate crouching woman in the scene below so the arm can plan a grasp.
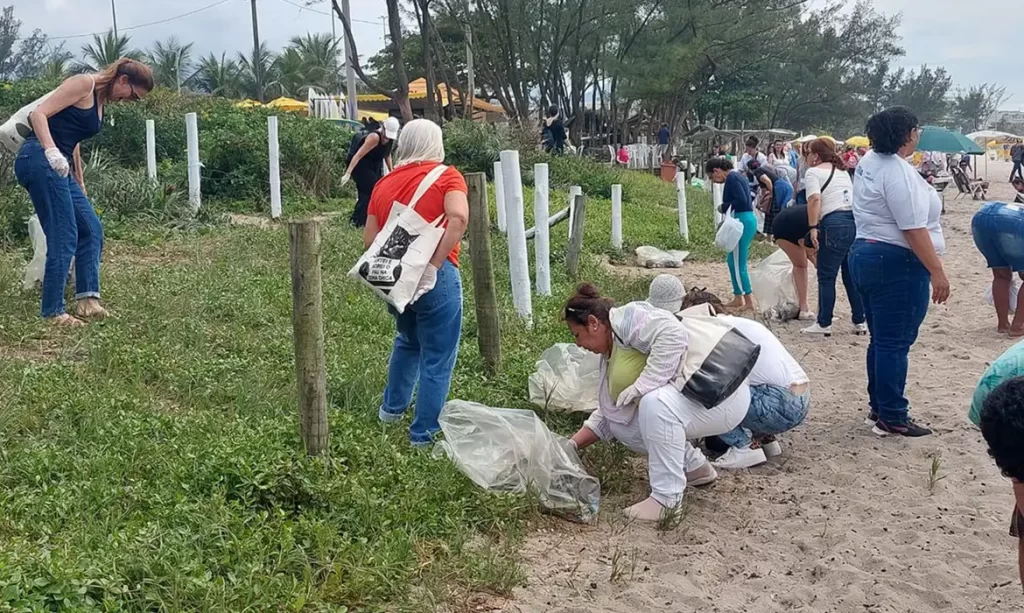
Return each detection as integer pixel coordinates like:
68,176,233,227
564,283,750,521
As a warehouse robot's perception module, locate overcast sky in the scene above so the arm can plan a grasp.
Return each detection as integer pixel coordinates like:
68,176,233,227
14,0,1024,110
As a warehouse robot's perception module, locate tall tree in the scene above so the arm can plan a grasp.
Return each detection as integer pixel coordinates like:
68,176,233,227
953,84,1007,132
79,31,142,72
883,66,952,125
192,52,242,97
0,5,49,80
237,41,278,100
148,37,194,93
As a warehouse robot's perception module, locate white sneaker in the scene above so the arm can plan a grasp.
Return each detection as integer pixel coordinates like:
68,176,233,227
685,462,718,487
798,310,816,321
801,323,832,337
712,446,767,470
853,322,868,335
762,440,783,458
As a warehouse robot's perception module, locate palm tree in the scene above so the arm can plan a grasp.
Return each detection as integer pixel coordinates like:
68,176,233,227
192,52,242,98
271,48,307,98
79,30,142,72
42,43,75,80
148,37,193,93
288,33,341,92
237,42,276,101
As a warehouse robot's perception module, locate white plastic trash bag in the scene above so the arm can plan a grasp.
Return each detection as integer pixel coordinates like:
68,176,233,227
715,214,744,252
985,279,1021,313
23,214,46,291
751,249,812,320
0,91,54,154
433,400,601,522
528,343,602,413
635,246,690,268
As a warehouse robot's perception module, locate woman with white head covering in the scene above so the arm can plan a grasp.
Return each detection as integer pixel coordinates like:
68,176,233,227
343,116,400,227
363,119,470,447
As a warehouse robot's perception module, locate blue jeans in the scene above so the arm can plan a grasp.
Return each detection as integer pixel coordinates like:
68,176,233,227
972,202,1024,271
849,240,931,425
14,138,103,318
719,384,810,448
379,260,463,445
727,211,758,295
816,211,865,327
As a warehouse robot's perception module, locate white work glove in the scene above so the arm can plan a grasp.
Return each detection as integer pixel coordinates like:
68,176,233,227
410,264,438,304
45,148,70,177
340,173,351,187
615,384,642,409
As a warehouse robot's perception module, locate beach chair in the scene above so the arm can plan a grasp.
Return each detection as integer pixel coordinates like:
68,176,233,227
951,166,987,201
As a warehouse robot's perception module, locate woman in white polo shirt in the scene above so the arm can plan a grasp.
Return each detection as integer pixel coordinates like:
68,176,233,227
849,107,950,438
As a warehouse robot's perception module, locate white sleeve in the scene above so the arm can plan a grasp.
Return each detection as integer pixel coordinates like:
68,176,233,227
584,410,614,441
803,169,822,197
887,165,929,230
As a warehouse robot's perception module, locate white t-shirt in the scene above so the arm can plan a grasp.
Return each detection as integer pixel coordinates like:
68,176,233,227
739,151,767,173
803,165,853,218
852,151,945,254
719,315,808,387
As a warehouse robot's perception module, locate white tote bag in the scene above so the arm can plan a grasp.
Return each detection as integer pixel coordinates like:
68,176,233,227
0,92,54,154
674,303,761,409
348,164,449,314
715,212,743,252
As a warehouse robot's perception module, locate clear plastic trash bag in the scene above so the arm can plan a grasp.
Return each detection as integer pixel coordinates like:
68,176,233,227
635,246,690,268
528,343,602,413
433,400,601,523
985,278,1021,313
751,249,813,320
23,214,46,291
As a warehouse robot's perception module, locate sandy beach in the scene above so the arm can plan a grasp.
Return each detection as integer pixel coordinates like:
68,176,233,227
501,160,1024,613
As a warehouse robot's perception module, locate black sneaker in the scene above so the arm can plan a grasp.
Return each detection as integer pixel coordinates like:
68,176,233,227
864,410,878,426
872,418,932,437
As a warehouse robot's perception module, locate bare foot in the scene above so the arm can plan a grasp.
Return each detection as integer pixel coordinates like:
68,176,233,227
76,299,110,319
48,314,86,327
1010,327,1024,338
999,324,1011,334
725,297,745,309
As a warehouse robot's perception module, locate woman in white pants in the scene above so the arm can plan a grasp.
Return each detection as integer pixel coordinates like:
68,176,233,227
564,283,750,521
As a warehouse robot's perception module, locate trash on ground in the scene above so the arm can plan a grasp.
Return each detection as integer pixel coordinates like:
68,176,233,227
433,400,601,523
751,249,813,321
635,246,690,268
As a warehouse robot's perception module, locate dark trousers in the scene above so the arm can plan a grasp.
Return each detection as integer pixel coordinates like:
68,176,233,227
1012,161,1023,182
350,170,381,228
849,240,931,425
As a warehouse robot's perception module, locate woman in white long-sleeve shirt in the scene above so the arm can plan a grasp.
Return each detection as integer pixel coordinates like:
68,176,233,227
564,283,750,521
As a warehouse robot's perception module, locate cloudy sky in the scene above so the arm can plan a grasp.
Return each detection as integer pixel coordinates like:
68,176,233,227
14,0,1024,110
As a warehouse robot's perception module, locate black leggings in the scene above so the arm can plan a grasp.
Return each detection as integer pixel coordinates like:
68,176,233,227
350,172,381,228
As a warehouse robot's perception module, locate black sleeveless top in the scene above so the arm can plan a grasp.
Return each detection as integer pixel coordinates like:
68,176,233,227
45,82,102,160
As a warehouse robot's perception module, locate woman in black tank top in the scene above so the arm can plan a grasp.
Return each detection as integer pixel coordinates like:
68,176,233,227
14,58,153,325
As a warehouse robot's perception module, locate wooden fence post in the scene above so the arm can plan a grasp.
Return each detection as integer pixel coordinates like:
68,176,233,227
145,119,157,183
534,163,551,296
268,116,282,219
565,192,587,278
185,112,201,213
611,183,623,250
289,220,329,456
466,173,502,374
493,160,507,233
500,150,533,322
676,172,689,241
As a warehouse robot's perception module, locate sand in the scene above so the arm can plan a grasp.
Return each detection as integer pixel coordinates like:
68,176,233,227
500,161,1024,613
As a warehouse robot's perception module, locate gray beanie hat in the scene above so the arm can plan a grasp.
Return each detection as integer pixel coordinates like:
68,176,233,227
647,274,685,313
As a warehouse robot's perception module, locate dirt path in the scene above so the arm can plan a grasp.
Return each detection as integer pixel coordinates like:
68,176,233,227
502,162,1024,613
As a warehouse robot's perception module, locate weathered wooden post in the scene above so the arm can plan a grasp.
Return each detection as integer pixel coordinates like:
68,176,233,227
145,119,157,183
534,163,551,296
500,150,533,322
611,183,623,250
289,220,329,456
493,160,507,233
565,192,587,278
713,181,724,227
268,116,282,219
185,112,201,212
466,172,502,374
568,185,582,238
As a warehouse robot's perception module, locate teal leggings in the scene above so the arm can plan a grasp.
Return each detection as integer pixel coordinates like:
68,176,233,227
726,211,758,296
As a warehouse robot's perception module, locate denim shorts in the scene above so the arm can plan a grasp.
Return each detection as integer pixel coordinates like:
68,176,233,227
972,202,1024,271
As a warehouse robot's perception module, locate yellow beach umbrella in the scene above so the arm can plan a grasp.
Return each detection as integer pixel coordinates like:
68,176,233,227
234,99,262,109
846,136,870,148
266,97,309,113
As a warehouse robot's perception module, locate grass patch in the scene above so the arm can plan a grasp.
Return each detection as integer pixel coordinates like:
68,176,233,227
0,167,747,610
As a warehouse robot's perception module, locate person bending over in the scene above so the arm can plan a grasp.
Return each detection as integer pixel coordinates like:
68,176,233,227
972,201,1024,335
978,376,1024,590
706,156,756,311
565,283,750,521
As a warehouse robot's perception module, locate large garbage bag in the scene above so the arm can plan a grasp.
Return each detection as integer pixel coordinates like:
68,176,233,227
985,278,1021,313
528,343,601,413
750,249,811,321
23,214,46,291
433,400,601,523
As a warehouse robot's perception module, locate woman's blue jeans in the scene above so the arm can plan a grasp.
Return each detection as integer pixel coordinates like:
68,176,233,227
816,211,865,328
849,240,931,425
719,385,810,448
379,260,463,445
14,138,103,318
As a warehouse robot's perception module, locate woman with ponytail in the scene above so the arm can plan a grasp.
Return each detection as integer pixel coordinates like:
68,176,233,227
14,57,153,325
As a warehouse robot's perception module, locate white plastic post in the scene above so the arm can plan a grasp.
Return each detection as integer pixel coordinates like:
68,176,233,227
185,112,201,213
493,160,507,233
499,150,533,322
534,163,551,296
676,173,689,241
611,183,623,250
713,181,725,227
268,116,282,219
145,119,157,183
568,185,582,238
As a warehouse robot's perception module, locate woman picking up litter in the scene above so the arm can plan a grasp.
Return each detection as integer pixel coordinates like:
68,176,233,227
15,58,153,325
565,283,750,521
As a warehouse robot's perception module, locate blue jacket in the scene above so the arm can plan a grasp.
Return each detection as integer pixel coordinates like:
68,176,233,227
721,170,752,214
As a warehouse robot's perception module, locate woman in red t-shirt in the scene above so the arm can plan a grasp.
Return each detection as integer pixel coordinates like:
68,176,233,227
363,119,470,447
